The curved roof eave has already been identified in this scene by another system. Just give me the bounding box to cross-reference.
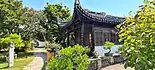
[61,0,125,29]
[75,2,125,24]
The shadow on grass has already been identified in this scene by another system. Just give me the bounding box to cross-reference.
[17,52,34,58]
[0,56,6,63]
[0,65,8,69]
[0,53,8,69]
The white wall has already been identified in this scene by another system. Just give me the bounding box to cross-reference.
[94,45,122,56]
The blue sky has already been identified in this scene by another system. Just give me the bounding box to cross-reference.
[22,0,143,17]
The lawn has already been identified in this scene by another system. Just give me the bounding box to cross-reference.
[0,51,35,70]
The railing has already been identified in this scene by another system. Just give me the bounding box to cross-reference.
[88,55,125,70]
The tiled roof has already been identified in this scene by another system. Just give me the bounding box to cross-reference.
[60,0,125,28]
[76,4,125,24]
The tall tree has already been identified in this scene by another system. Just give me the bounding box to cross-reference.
[0,0,46,49]
[20,7,45,41]
[0,0,24,37]
[44,3,71,21]
[43,3,71,42]
[118,0,155,69]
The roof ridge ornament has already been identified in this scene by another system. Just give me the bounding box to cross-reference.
[75,0,80,5]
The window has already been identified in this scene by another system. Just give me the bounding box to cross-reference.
[95,32,119,46]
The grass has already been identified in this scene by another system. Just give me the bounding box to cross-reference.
[0,56,34,70]
[0,51,35,70]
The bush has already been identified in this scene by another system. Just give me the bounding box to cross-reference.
[45,42,61,52]
[47,42,61,49]
[103,41,115,54]
[0,34,25,54]
[47,45,90,70]
[23,40,34,50]
[0,34,25,49]
[117,1,155,69]
[0,54,7,63]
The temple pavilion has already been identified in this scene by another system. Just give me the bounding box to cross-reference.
[59,0,125,53]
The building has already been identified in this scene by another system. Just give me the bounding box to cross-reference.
[60,0,125,54]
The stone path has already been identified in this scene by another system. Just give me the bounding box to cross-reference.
[102,64,134,70]
[23,48,135,70]
[23,48,47,70]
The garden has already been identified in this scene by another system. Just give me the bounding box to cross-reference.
[0,0,155,70]
[46,0,155,70]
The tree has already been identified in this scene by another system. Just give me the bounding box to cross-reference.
[48,45,90,70]
[0,0,46,50]
[43,3,71,43]
[103,41,115,54]
[20,8,46,41]
[118,0,155,69]
[0,0,24,37]
[44,3,71,21]
[0,34,24,50]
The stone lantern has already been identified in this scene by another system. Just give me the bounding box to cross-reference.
[8,42,15,67]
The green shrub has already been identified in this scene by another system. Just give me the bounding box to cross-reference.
[0,34,25,49]
[47,45,90,70]
[46,42,61,49]
[117,1,155,69]
[23,40,34,50]
[103,41,115,54]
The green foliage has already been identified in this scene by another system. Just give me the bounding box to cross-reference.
[117,0,155,70]
[23,40,34,49]
[48,45,90,70]
[0,0,24,37]
[20,8,45,41]
[43,3,71,42]
[103,41,115,50]
[103,41,115,53]
[0,0,45,43]
[0,1,72,50]
[0,1,71,45]
[0,34,24,49]
[44,3,71,21]
[46,42,61,49]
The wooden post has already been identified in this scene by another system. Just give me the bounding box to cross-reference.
[81,23,84,46]
[74,31,77,44]
[67,30,70,46]
[91,24,95,52]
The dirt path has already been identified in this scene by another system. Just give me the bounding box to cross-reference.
[102,64,134,70]
[23,48,47,70]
